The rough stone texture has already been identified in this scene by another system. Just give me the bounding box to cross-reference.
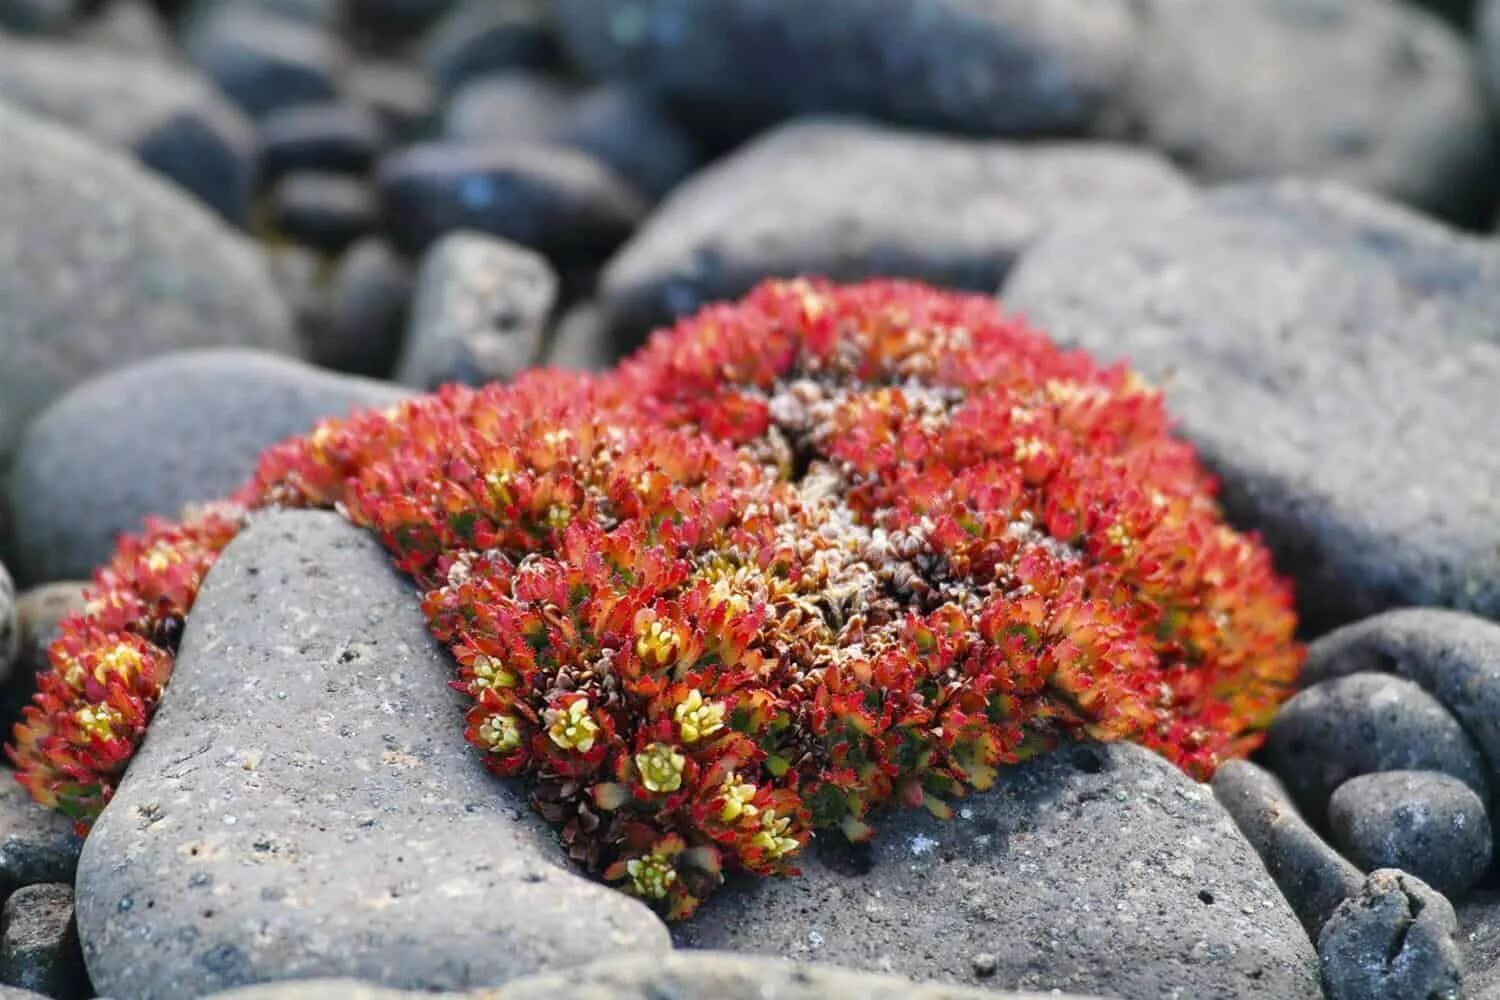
[1299,609,1500,791]
[1212,759,1365,939]
[6,350,403,585]
[0,883,86,999]
[205,954,1084,998]
[316,240,413,379]
[601,116,1193,342]
[1,583,87,735]
[1318,869,1463,1000]
[377,143,646,263]
[0,564,14,687]
[1261,672,1489,824]
[678,741,1321,998]
[396,232,557,390]
[552,0,1139,138]
[0,103,297,464]
[0,38,259,221]
[184,6,349,119]
[1458,890,1500,997]
[0,782,81,899]
[1123,0,1496,225]
[75,511,669,998]
[418,0,557,93]
[1004,181,1500,633]
[1328,771,1492,900]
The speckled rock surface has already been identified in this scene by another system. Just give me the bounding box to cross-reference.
[1319,869,1463,1000]
[0,37,259,220]
[601,117,1193,341]
[1212,760,1364,938]
[1261,672,1489,824]
[6,350,404,584]
[1328,771,1492,900]
[1299,609,1500,789]
[0,103,296,464]
[0,883,87,999]
[396,232,557,390]
[677,741,1321,998]
[1123,0,1495,224]
[74,511,670,999]
[206,953,1087,999]
[552,0,1138,138]
[1004,181,1500,633]
[0,782,81,898]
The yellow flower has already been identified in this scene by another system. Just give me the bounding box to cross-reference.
[718,772,758,823]
[477,713,522,754]
[673,689,725,744]
[75,704,124,742]
[635,742,685,793]
[93,644,143,685]
[144,547,175,573]
[635,619,684,669]
[751,808,799,860]
[625,851,677,900]
[547,699,599,752]
[470,654,517,691]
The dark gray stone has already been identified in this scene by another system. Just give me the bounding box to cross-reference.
[270,172,378,253]
[0,565,14,687]
[1299,610,1500,792]
[1483,0,1500,111]
[376,142,646,263]
[1262,673,1489,825]
[678,741,1321,998]
[75,510,670,999]
[0,38,259,221]
[0,782,82,898]
[0,883,86,999]
[202,954,1084,998]
[1004,181,1500,633]
[346,0,449,39]
[1212,759,1365,938]
[185,7,349,119]
[1328,771,1492,900]
[348,61,435,141]
[316,239,413,378]
[6,350,403,584]
[552,0,1138,138]
[1123,0,1496,225]
[1458,890,1500,996]
[1,583,87,735]
[601,116,1193,342]
[260,102,385,179]
[1318,869,1463,1000]
[396,232,556,390]
[418,0,557,93]
[0,103,297,465]
[445,78,699,202]
[0,0,73,34]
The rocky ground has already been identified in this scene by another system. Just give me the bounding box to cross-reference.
[1,0,1500,998]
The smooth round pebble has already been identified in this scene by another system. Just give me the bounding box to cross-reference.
[1329,771,1492,900]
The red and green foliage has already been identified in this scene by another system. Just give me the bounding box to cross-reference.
[8,280,1303,918]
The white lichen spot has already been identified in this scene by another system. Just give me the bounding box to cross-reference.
[909,833,939,857]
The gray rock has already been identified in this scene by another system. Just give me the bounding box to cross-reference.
[678,741,1321,998]
[377,142,646,263]
[397,232,556,390]
[0,38,259,222]
[418,0,557,93]
[6,350,403,584]
[77,0,176,60]
[442,74,575,144]
[1458,890,1500,996]
[1262,673,1489,824]
[1483,0,1500,110]
[0,781,82,898]
[0,103,297,464]
[348,61,435,141]
[316,240,413,378]
[1,583,88,734]
[260,102,386,180]
[75,510,670,999]
[0,883,86,999]
[545,302,616,372]
[601,116,1193,342]
[185,7,349,118]
[269,172,377,253]
[203,954,1086,998]
[1123,0,1496,225]
[1329,771,1492,900]
[1003,181,1500,633]
[1300,610,1500,792]
[1213,759,1365,938]
[0,564,14,687]
[552,0,1139,137]
[1318,869,1463,1000]
[0,0,73,34]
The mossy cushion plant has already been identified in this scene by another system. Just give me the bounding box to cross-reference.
[9,279,1303,918]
